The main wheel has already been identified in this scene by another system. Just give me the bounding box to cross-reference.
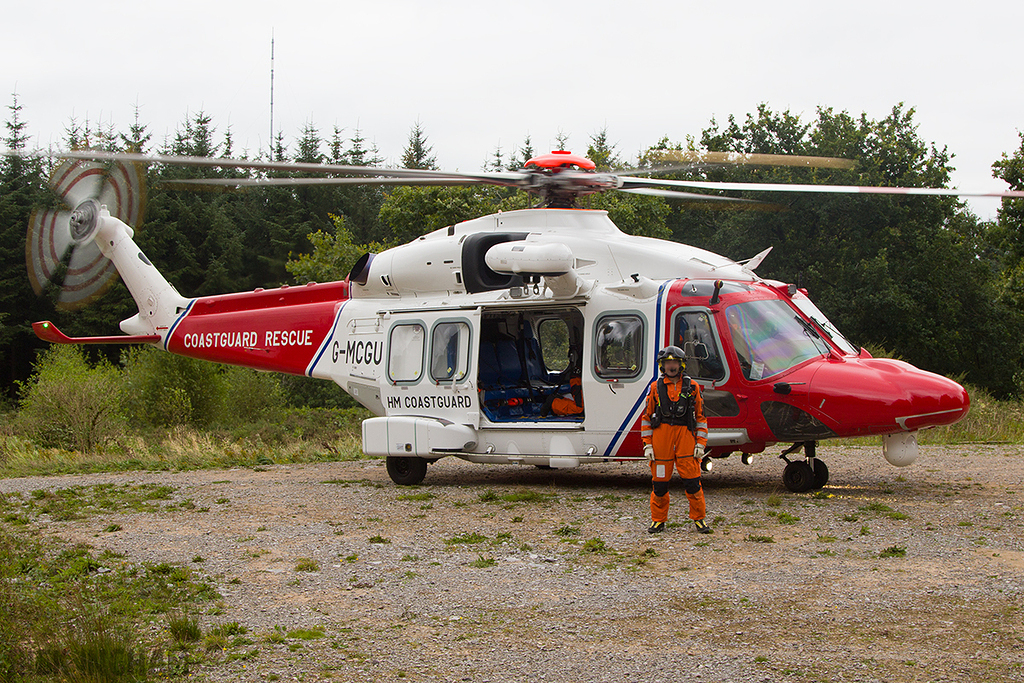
[386,456,428,485]
[810,459,829,489]
[782,460,815,493]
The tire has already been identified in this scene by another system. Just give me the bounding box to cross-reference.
[782,460,814,493]
[810,459,829,489]
[386,456,428,485]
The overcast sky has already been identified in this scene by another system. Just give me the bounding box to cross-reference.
[3,0,1021,219]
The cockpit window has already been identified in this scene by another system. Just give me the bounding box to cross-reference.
[673,310,726,381]
[726,300,831,381]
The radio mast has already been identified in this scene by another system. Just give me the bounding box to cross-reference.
[269,31,275,157]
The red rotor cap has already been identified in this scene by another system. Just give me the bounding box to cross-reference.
[524,151,596,171]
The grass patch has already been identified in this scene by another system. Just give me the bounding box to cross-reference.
[0,407,374,479]
[470,555,497,568]
[0,523,218,681]
[879,545,907,558]
[746,534,775,543]
[294,558,319,572]
[445,532,488,545]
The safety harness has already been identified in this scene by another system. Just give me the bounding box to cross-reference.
[650,376,697,432]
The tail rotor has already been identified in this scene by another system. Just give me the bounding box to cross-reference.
[26,157,145,310]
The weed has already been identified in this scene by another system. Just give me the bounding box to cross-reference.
[554,525,580,537]
[295,558,319,572]
[859,501,893,513]
[446,532,488,545]
[397,491,435,501]
[168,615,203,644]
[287,626,326,640]
[209,622,247,637]
[879,545,907,558]
[368,535,391,544]
[746,534,775,543]
[470,555,497,568]
[581,538,608,553]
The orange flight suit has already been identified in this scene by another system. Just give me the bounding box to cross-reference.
[550,376,583,416]
[641,374,709,523]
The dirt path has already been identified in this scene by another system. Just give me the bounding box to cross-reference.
[3,444,1023,682]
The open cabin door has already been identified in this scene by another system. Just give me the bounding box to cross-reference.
[476,307,586,424]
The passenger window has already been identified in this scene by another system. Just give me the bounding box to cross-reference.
[430,322,469,382]
[674,310,726,381]
[388,323,424,383]
[595,315,643,379]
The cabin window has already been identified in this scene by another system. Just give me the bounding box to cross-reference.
[595,315,644,379]
[725,300,830,381]
[388,323,425,383]
[430,321,470,382]
[673,310,726,381]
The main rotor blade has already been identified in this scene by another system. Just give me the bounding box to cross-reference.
[618,187,759,203]
[620,177,1024,199]
[58,150,526,185]
[641,150,857,170]
[161,176,486,189]
[619,187,785,211]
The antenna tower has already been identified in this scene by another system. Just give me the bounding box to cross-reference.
[269,31,275,157]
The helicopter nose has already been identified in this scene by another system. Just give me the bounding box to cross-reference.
[811,357,969,435]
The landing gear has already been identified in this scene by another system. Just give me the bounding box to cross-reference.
[779,441,828,493]
[386,456,428,485]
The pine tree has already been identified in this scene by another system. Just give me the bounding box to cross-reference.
[0,93,48,394]
[508,135,535,170]
[401,121,437,170]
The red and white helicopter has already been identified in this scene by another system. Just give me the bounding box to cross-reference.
[23,148,1024,490]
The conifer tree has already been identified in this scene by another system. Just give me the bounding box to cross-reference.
[401,121,437,170]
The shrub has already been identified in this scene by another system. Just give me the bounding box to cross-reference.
[15,345,124,452]
[121,346,225,427]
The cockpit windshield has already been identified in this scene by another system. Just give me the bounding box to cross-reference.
[726,299,831,381]
[790,293,859,356]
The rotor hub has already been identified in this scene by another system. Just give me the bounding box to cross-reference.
[69,199,101,244]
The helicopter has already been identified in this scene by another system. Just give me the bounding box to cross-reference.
[20,148,1024,491]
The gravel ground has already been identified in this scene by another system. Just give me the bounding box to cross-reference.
[2,443,1023,682]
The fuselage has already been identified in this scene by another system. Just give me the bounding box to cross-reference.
[152,208,968,466]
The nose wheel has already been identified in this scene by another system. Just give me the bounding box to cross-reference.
[779,442,828,492]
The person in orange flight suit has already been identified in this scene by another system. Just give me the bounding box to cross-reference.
[641,345,712,534]
[546,375,583,416]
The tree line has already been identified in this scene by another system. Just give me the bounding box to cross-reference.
[2,96,1023,401]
